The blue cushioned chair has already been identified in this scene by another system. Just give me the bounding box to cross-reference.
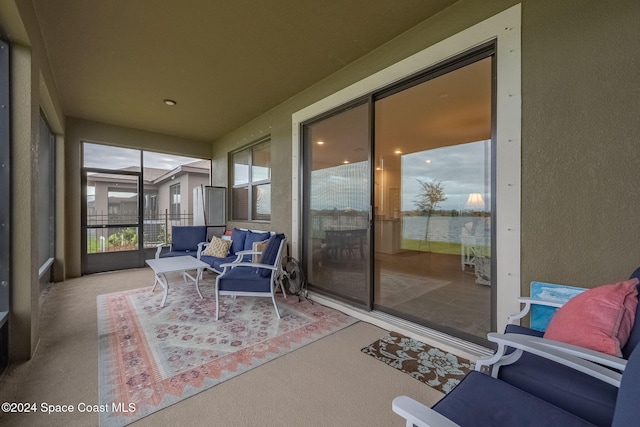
[155,225,207,259]
[393,343,640,427]
[473,267,640,427]
[198,228,274,274]
[214,233,286,320]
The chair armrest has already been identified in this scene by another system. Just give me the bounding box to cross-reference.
[219,262,277,270]
[392,396,460,427]
[196,241,206,259]
[155,243,169,259]
[236,250,261,256]
[476,332,624,387]
[507,297,564,323]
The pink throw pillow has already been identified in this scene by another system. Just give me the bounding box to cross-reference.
[543,278,639,356]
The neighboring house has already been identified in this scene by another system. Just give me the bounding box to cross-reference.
[87,160,211,244]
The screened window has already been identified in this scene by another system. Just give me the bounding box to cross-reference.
[170,183,181,218]
[231,139,271,221]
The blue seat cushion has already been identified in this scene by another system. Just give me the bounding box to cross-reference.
[229,228,248,256]
[200,255,237,272]
[504,323,544,337]
[258,233,285,277]
[218,267,271,293]
[171,226,207,252]
[497,352,617,427]
[612,346,640,427]
[433,371,595,427]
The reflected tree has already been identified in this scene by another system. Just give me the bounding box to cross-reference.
[414,179,447,250]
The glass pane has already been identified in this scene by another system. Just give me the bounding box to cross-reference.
[252,141,271,182]
[233,149,250,186]
[87,174,138,225]
[303,103,370,306]
[252,183,271,220]
[83,143,141,171]
[142,151,211,246]
[374,57,492,342]
[87,227,138,253]
[232,187,249,221]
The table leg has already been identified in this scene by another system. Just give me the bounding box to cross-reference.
[194,268,204,299]
[156,272,169,308]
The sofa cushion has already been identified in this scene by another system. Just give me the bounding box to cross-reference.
[171,226,207,252]
[496,350,617,427]
[434,371,595,427]
[217,267,271,293]
[244,230,271,251]
[229,228,248,256]
[200,254,237,273]
[202,236,232,258]
[259,233,285,277]
[544,278,639,356]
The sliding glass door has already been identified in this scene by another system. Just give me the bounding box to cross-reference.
[300,45,495,343]
[301,101,371,308]
[373,56,494,342]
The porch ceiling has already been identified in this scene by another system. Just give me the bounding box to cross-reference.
[30,0,459,142]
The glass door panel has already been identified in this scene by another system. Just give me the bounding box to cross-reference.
[373,57,494,343]
[302,102,371,308]
[83,171,142,273]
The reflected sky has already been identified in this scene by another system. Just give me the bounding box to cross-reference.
[401,140,491,211]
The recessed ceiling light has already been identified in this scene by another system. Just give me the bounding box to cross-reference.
[425,159,431,163]
[343,160,349,164]
[163,99,177,106]
[394,149,402,155]
[317,140,325,145]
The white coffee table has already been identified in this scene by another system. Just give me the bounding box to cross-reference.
[145,256,210,307]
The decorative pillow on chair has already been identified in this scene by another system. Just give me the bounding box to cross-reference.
[252,239,269,263]
[202,236,232,258]
[543,278,639,356]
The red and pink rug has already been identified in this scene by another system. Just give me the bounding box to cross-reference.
[97,283,357,426]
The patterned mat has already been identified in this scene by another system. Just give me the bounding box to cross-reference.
[97,283,357,426]
[361,331,474,394]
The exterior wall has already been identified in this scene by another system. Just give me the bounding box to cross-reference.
[1,0,65,361]
[212,0,640,303]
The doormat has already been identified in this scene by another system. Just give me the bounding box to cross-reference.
[361,331,474,394]
[97,284,357,426]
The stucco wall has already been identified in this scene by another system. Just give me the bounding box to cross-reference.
[212,0,640,295]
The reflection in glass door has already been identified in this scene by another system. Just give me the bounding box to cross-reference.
[302,102,371,308]
[373,56,494,343]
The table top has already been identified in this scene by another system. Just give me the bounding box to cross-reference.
[145,256,210,274]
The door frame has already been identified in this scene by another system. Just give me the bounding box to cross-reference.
[81,166,145,275]
[292,5,521,334]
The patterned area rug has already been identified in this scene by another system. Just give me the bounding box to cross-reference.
[97,284,357,426]
[361,331,474,394]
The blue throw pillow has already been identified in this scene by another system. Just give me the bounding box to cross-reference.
[259,233,285,277]
[229,228,247,255]
[244,230,271,251]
